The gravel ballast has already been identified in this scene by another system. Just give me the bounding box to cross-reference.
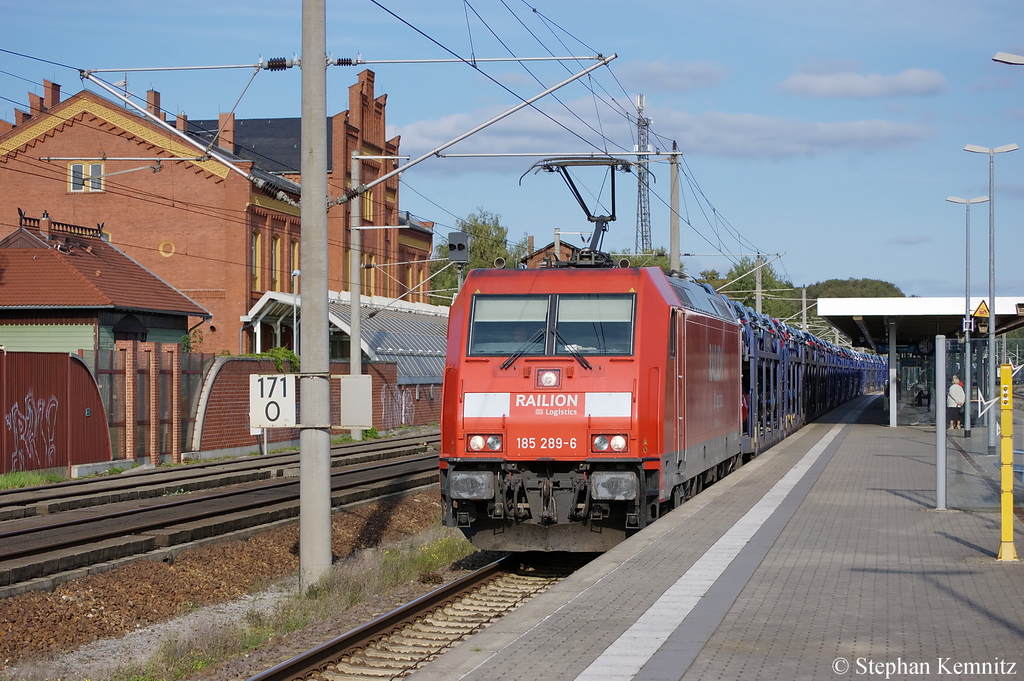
[0,490,494,681]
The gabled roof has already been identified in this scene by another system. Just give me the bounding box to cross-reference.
[0,226,210,318]
[0,90,231,181]
[0,228,48,249]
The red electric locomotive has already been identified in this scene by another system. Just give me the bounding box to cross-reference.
[439,264,742,552]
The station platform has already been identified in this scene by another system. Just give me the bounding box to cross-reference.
[412,394,1024,681]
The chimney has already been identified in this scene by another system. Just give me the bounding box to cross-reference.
[28,93,44,117]
[43,80,61,109]
[218,112,235,151]
[175,112,188,132]
[528,236,535,254]
[0,120,13,135]
[40,210,52,239]
[146,89,164,121]
[14,109,30,126]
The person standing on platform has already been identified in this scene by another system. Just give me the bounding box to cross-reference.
[947,375,965,430]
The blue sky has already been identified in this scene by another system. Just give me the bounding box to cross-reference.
[3,0,1024,298]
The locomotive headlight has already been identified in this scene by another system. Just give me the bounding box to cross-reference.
[467,434,502,452]
[591,435,627,452]
[591,471,637,500]
[537,369,561,388]
[449,471,494,500]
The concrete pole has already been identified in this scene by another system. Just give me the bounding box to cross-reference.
[801,288,807,331]
[298,0,333,590]
[669,145,680,274]
[349,152,363,441]
[755,254,763,314]
[888,319,897,428]
[936,335,946,509]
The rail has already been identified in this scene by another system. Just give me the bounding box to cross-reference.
[247,557,510,681]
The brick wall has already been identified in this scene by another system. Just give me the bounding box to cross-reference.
[193,358,440,454]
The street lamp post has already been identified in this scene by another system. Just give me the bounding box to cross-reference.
[291,269,301,353]
[947,196,988,438]
[963,143,1018,451]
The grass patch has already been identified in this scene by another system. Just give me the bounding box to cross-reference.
[85,529,476,681]
[0,469,65,489]
[331,426,380,445]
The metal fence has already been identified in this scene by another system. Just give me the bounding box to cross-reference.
[1,351,111,474]
[93,345,215,462]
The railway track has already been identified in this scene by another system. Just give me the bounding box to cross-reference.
[249,553,591,681]
[0,433,440,597]
[0,432,438,521]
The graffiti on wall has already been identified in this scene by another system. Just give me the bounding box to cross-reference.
[4,389,59,471]
[378,384,414,431]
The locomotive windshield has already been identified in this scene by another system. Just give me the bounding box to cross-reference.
[469,295,548,356]
[555,294,634,355]
[468,293,635,357]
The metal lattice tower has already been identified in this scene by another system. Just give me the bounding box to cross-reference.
[635,94,652,253]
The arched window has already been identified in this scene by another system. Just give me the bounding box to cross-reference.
[251,230,262,290]
[271,235,281,291]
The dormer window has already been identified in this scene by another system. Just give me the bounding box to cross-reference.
[70,162,103,192]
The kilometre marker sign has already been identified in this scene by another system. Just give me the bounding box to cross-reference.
[249,374,296,428]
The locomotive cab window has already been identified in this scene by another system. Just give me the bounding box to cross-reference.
[555,294,634,356]
[469,295,548,355]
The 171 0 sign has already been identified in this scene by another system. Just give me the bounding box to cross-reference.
[249,374,296,428]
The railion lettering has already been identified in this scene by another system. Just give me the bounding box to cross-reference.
[515,393,579,408]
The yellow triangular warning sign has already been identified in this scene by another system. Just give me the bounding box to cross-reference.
[973,300,990,318]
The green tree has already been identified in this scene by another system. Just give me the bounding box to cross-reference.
[696,268,726,290]
[429,210,528,306]
[717,257,799,320]
[804,278,904,299]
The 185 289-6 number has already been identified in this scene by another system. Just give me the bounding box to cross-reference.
[516,437,577,450]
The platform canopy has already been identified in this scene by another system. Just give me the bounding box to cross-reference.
[244,290,449,385]
[817,296,1024,353]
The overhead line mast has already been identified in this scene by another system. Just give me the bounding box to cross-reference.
[634,94,652,253]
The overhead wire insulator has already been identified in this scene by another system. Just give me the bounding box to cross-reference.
[262,57,293,71]
[332,58,355,66]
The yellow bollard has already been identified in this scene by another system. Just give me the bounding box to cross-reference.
[997,364,1018,561]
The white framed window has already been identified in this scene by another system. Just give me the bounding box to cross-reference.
[69,162,103,192]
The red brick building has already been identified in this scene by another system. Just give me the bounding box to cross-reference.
[0,71,432,355]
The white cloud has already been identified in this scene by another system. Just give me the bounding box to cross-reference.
[779,68,946,98]
[656,110,933,158]
[613,60,728,93]
[396,102,934,172]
